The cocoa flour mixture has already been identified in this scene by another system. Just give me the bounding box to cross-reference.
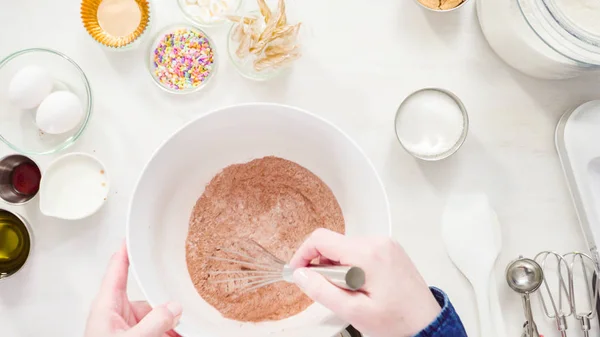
[186,156,345,322]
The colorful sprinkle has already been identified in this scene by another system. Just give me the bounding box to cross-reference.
[152,28,215,90]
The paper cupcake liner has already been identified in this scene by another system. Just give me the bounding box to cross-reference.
[81,0,151,49]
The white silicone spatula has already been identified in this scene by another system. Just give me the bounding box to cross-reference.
[441,194,506,337]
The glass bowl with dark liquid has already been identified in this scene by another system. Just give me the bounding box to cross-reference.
[0,209,32,280]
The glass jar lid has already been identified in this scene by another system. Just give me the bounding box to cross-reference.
[518,0,600,66]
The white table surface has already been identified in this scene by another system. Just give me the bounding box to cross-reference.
[1,0,600,336]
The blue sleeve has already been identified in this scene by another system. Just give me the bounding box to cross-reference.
[413,287,468,337]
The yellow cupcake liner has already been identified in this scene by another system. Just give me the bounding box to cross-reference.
[81,0,151,49]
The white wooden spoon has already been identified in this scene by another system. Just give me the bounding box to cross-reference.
[441,194,507,337]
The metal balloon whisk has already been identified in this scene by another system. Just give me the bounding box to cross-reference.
[534,251,599,337]
[563,252,598,337]
[535,251,572,337]
[208,240,365,293]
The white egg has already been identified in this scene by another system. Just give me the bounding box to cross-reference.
[36,91,84,134]
[8,65,54,109]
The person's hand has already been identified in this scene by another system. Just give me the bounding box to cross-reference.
[84,243,182,337]
[289,229,441,337]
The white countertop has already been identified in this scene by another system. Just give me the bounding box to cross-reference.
[1,0,600,336]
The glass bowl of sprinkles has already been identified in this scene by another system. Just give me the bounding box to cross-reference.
[178,0,242,27]
[147,25,217,94]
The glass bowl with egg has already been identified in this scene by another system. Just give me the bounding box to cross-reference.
[0,48,92,155]
[178,0,242,27]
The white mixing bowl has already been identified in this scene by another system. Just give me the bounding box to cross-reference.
[127,103,391,337]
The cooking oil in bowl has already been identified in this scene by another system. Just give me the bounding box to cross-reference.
[0,210,31,279]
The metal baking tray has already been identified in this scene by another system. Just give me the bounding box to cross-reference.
[555,101,600,269]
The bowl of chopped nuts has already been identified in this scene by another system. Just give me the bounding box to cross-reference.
[414,0,469,12]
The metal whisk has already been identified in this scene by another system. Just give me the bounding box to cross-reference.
[208,240,366,293]
[535,251,572,337]
[563,252,599,337]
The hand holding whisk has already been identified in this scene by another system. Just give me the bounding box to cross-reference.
[208,239,366,293]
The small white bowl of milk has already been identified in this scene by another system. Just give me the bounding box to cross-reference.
[394,88,468,161]
[39,153,109,220]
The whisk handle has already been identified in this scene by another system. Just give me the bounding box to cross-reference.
[307,265,365,291]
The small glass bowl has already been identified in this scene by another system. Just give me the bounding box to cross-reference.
[147,24,218,94]
[0,154,41,205]
[0,209,33,281]
[394,88,469,161]
[227,12,294,82]
[413,0,470,12]
[0,48,93,155]
[178,0,242,28]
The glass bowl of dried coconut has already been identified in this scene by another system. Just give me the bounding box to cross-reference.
[226,1,302,81]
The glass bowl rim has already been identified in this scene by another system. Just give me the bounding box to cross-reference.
[176,0,243,28]
[146,24,219,94]
[0,48,93,156]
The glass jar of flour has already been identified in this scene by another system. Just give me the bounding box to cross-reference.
[477,0,600,79]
